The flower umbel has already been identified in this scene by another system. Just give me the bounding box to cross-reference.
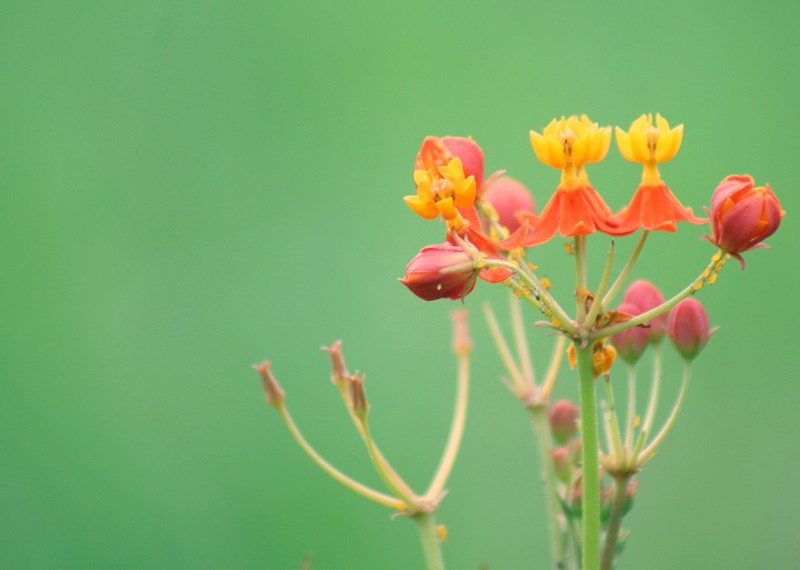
[702,174,784,267]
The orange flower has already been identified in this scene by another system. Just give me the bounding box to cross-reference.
[415,136,485,194]
[522,115,618,245]
[613,114,705,234]
[404,157,477,232]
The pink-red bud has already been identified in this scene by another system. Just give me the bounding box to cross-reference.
[549,399,579,444]
[253,361,285,407]
[622,280,667,343]
[483,176,536,233]
[668,297,712,361]
[400,243,478,301]
[610,302,651,364]
[703,174,784,267]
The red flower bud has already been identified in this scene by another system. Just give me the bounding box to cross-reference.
[549,399,579,444]
[484,176,536,233]
[703,174,784,267]
[622,280,667,343]
[610,302,651,364]
[399,243,478,301]
[415,136,485,193]
[667,297,712,361]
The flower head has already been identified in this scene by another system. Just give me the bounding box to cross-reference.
[399,243,479,301]
[668,298,714,361]
[702,174,784,267]
[530,115,611,184]
[616,114,683,182]
[404,157,477,232]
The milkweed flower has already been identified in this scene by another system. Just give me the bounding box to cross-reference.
[404,157,477,232]
[614,114,706,234]
[702,174,784,267]
[668,298,714,361]
[522,115,618,246]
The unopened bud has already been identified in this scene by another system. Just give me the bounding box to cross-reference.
[451,309,473,355]
[253,361,285,407]
[483,176,536,233]
[551,446,572,483]
[610,302,651,364]
[622,280,667,343]
[549,400,579,444]
[668,297,713,361]
[321,340,349,384]
[399,243,479,301]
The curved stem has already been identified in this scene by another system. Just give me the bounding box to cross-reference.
[575,236,588,322]
[483,303,527,391]
[636,361,692,467]
[575,342,602,570]
[602,378,624,463]
[362,420,420,509]
[276,405,403,510]
[600,475,631,570]
[510,292,536,386]
[540,335,567,401]
[640,343,663,438]
[583,240,616,330]
[425,349,470,501]
[624,364,637,452]
[415,512,446,570]
[601,230,649,308]
[531,406,568,568]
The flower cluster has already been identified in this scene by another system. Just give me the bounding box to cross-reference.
[401,115,784,301]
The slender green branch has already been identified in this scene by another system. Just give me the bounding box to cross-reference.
[601,230,649,308]
[583,240,616,330]
[540,335,567,400]
[425,350,470,501]
[531,406,568,569]
[414,512,446,570]
[602,378,625,463]
[636,361,692,467]
[276,405,403,510]
[361,419,420,509]
[483,303,527,391]
[600,475,631,570]
[575,342,602,570]
[640,343,663,438]
[624,364,637,452]
[575,236,588,322]
[510,293,536,386]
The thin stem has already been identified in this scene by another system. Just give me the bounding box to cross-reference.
[415,512,446,570]
[591,251,727,341]
[510,293,536,386]
[575,341,602,570]
[361,419,420,509]
[624,364,637,452]
[531,406,568,569]
[276,405,403,510]
[640,343,663,438]
[601,230,649,308]
[600,475,631,570]
[574,236,588,321]
[602,378,625,463]
[636,361,692,467]
[540,335,567,400]
[483,303,527,391]
[425,350,470,501]
[583,240,616,330]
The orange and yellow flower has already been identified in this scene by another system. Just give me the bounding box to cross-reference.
[613,114,706,234]
[522,115,618,246]
[404,157,477,232]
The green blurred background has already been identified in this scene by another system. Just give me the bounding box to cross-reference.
[1,0,797,568]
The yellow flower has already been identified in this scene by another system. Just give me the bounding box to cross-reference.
[404,157,477,230]
[615,113,683,164]
[530,115,612,171]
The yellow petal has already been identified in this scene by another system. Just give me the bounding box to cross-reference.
[404,195,439,219]
[630,114,650,133]
[628,128,650,162]
[615,127,636,161]
[655,124,683,162]
[456,176,476,207]
[547,138,566,168]
[436,197,458,220]
[590,127,612,162]
[571,134,591,166]
[655,113,670,133]
[530,130,550,164]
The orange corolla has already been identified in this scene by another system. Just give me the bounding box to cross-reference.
[613,114,706,234]
[522,115,619,246]
[404,157,477,232]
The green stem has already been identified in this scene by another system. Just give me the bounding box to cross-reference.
[575,342,602,570]
[414,512,446,570]
[575,236,588,322]
[600,475,631,570]
[583,240,616,331]
[601,230,649,308]
[531,406,568,569]
[624,364,637,453]
[640,343,663,439]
